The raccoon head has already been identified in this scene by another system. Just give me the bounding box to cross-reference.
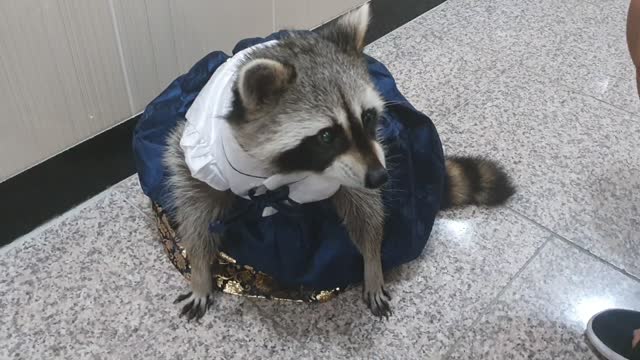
[228,4,387,189]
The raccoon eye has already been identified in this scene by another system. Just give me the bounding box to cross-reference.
[362,109,378,128]
[318,129,335,144]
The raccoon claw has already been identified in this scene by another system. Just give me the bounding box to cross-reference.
[173,291,193,304]
[364,287,392,319]
[175,291,212,321]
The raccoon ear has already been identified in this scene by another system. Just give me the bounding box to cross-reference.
[320,3,370,54]
[237,59,296,110]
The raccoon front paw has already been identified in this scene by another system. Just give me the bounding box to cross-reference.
[364,287,392,319]
[174,291,213,321]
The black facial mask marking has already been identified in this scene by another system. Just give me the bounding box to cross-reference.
[275,124,349,173]
[274,91,381,174]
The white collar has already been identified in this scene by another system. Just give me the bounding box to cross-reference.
[180,41,340,215]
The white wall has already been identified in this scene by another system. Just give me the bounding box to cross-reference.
[0,0,364,181]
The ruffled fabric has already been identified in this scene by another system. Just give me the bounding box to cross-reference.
[180,122,229,190]
[179,41,277,192]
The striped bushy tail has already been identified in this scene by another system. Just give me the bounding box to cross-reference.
[442,156,515,209]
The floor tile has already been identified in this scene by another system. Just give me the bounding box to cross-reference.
[447,239,640,360]
[415,0,626,56]
[365,14,516,121]
[122,296,319,360]
[517,1,638,115]
[113,175,153,219]
[251,207,550,358]
[0,191,314,359]
[0,191,177,359]
[414,0,638,114]
[440,69,640,278]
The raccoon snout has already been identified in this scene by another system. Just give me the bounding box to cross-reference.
[365,167,388,189]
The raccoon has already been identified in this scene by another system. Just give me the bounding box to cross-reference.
[163,3,514,320]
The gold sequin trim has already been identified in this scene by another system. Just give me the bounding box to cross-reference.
[152,202,343,302]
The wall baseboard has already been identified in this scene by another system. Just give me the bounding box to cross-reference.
[0,118,139,246]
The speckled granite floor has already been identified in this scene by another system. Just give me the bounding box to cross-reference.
[2,0,640,358]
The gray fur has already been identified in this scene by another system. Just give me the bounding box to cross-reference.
[164,121,235,320]
[229,28,384,165]
[163,3,514,320]
[331,187,390,317]
[166,4,393,318]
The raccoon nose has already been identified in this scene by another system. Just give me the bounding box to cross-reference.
[365,167,388,189]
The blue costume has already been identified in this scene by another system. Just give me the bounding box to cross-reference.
[133,31,446,291]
